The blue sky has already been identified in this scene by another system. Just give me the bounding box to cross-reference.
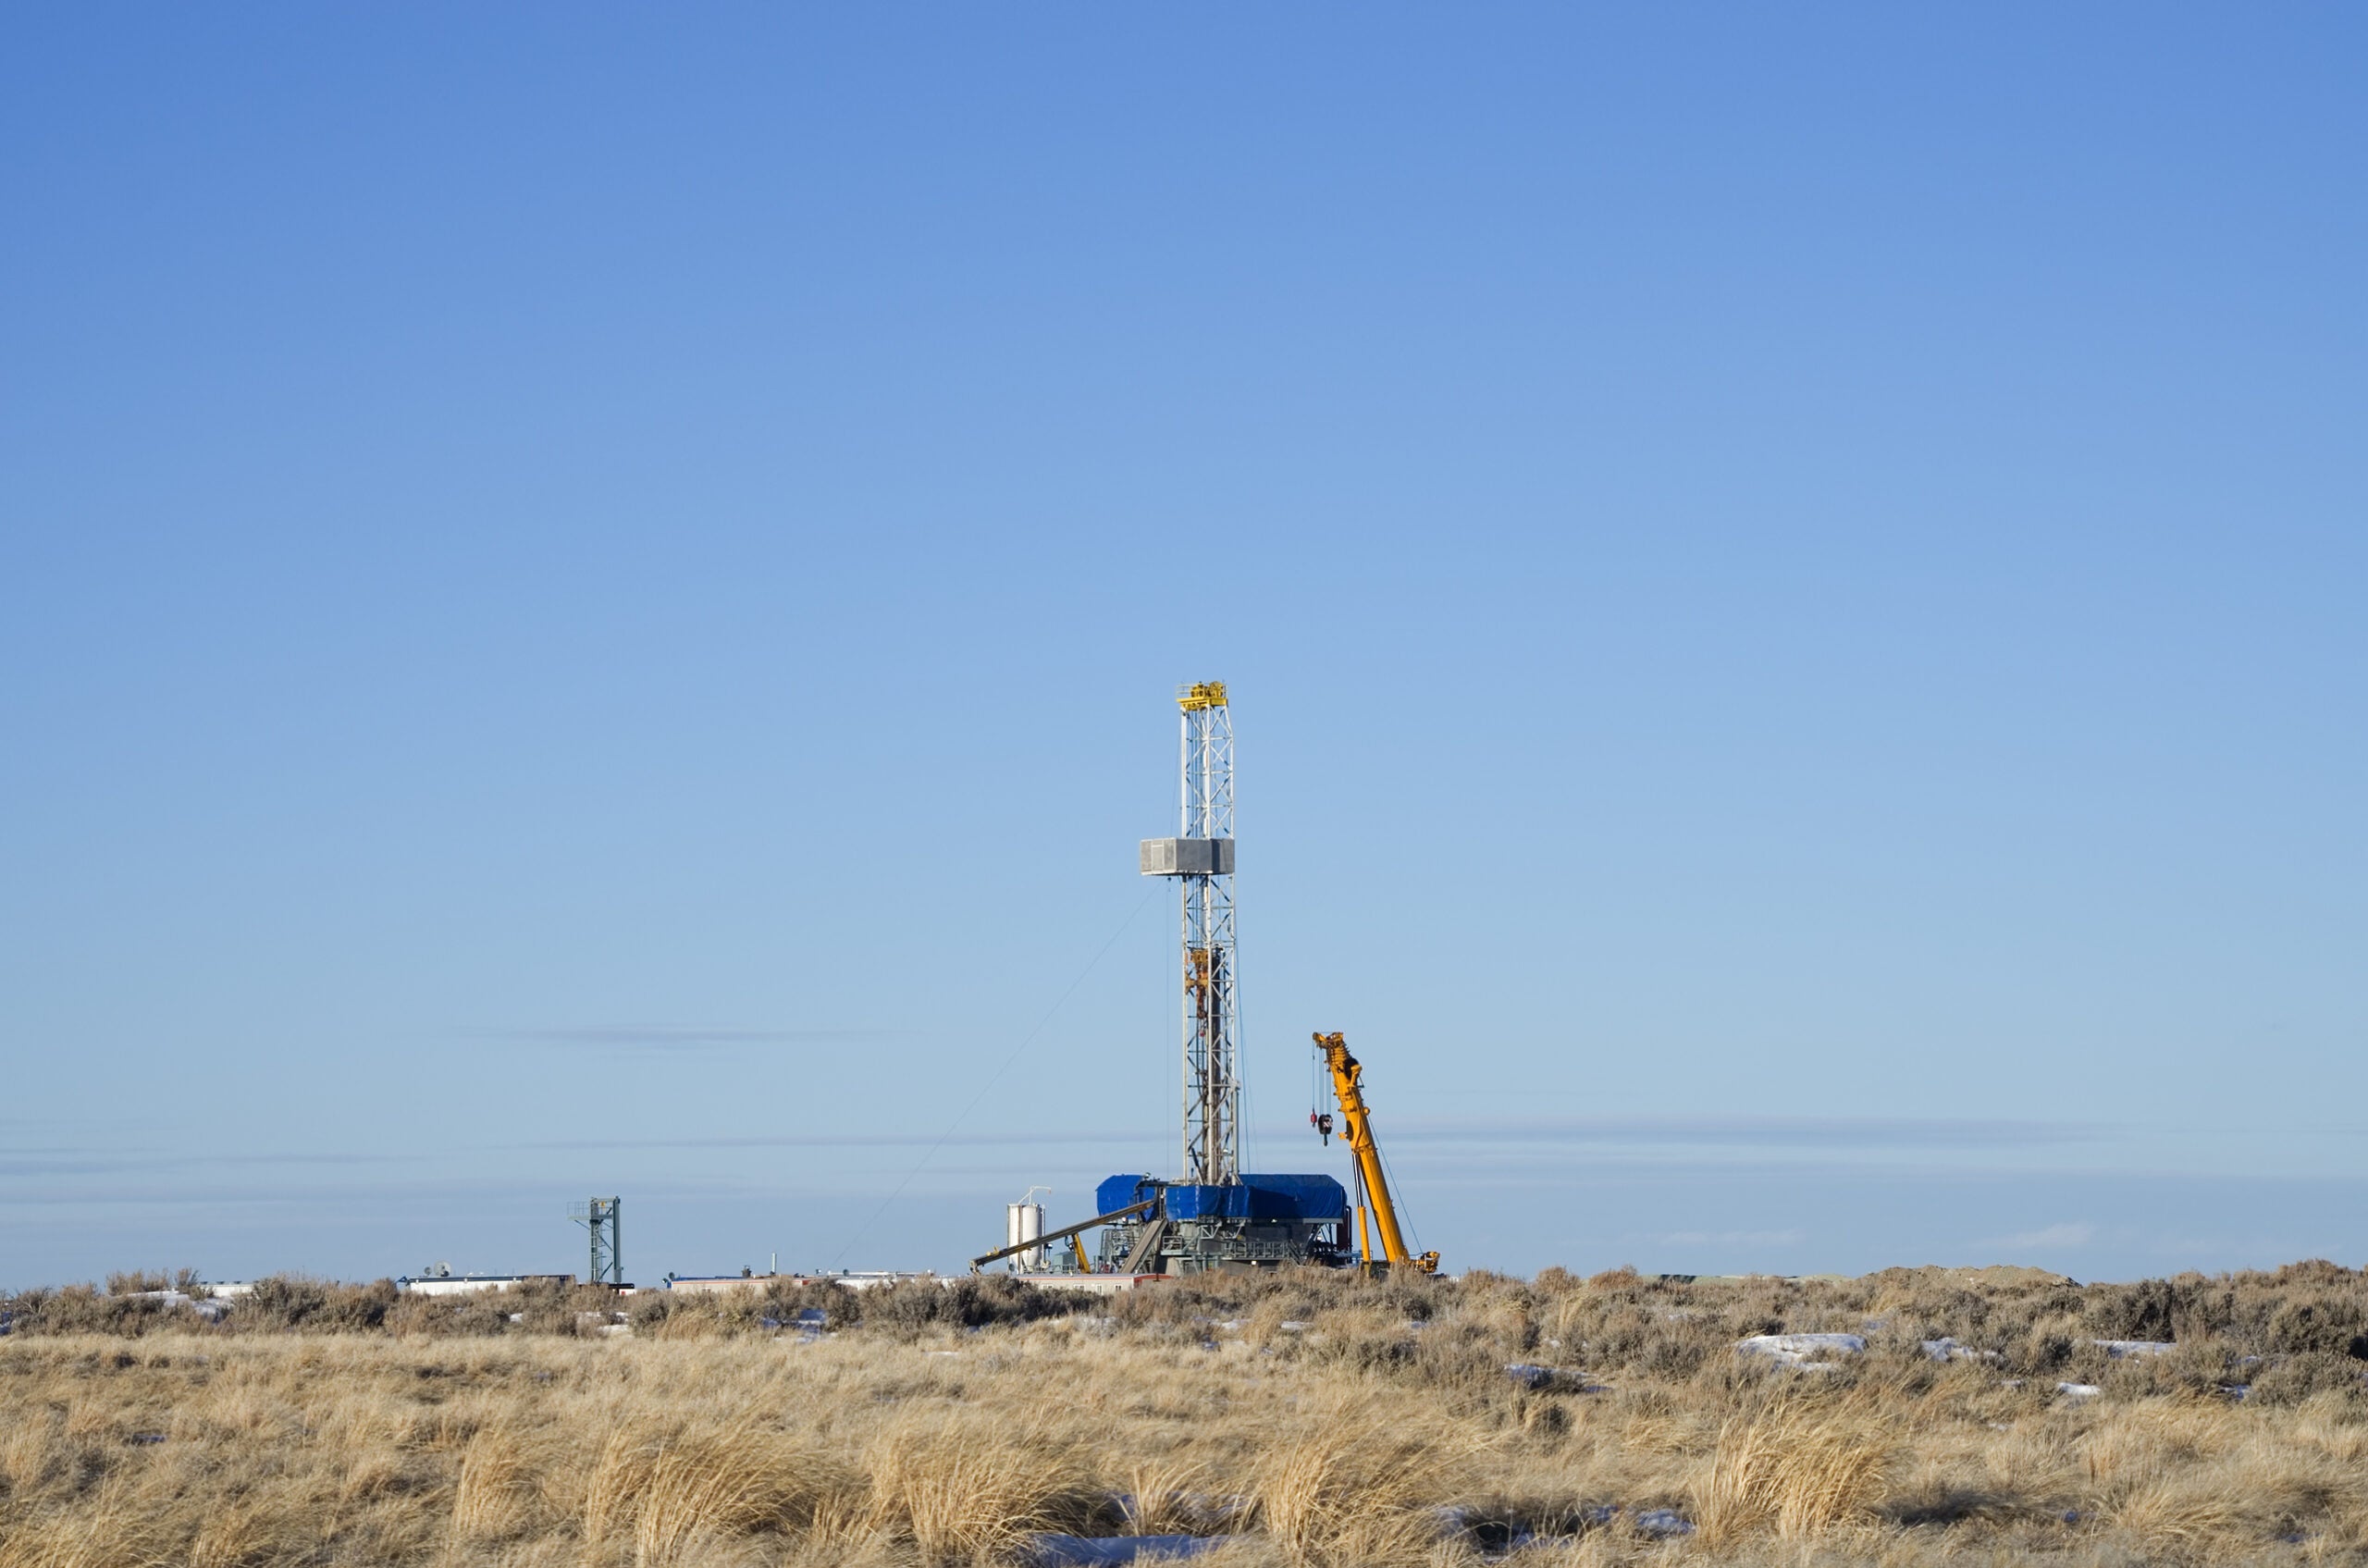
[3,6,2362,1289]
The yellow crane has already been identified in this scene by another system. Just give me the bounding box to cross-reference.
[1312,1031,1440,1276]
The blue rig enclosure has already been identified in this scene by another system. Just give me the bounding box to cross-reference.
[1093,1173,1350,1273]
[1097,1173,1347,1222]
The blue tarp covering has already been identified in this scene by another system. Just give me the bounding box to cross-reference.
[1246,1174,1348,1222]
[1097,1174,1159,1216]
[1095,1173,1347,1223]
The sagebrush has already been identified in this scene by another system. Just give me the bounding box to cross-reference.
[4,1261,2366,1565]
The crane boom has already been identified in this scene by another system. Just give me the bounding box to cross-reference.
[1313,1031,1440,1275]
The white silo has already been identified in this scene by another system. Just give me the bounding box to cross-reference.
[1005,1187,1047,1271]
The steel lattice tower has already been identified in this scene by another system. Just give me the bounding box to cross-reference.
[1114,683,1345,1275]
[570,1197,622,1286]
[1164,683,1240,1184]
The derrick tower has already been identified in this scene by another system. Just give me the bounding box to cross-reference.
[1141,682,1240,1184]
[1091,681,1348,1276]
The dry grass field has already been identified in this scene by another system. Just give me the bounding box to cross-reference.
[5,1262,2367,1566]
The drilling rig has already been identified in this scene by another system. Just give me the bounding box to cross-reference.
[1092,683,1350,1275]
[970,683,1437,1281]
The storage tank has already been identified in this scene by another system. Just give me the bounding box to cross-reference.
[1005,1195,1045,1271]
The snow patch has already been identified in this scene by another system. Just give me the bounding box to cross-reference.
[1921,1338,2000,1363]
[1024,1536,1220,1566]
[1737,1333,1864,1368]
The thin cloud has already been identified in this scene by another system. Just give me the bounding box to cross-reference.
[202,1153,426,1167]
[521,1130,1150,1152]
[0,1150,430,1182]
[1662,1228,1807,1247]
[0,1154,165,1179]
[1362,1115,2102,1149]
[1980,1222,2097,1250]
[469,1025,906,1049]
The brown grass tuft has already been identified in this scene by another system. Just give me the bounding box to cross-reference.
[1696,1395,1895,1543]
[1254,1416,1472,1568]
[857,1414,1088,1564]
[451,1426,551,1542]
[635,1425,847,1565]
[0,1479,175,1568]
